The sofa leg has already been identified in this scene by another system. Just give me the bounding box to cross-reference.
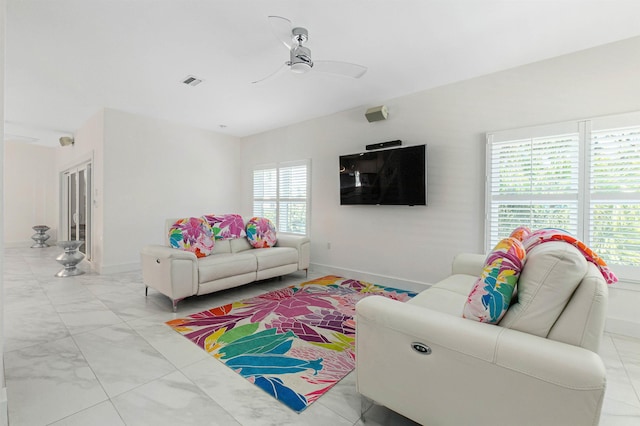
[145,286,149,297]
[172,299,179,312]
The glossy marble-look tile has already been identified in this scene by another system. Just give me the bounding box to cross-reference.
[2,278,51,310]
[601,398,640,426]
[3,302,70,352]
[56,298,124,335]
[49,401,126,426]
[5,336,108,426]
[94,291,169,321]
[356,402,421,426]
[314,371,362,423]
[126,315,210,368]
[601,334,640,408]
[40,276,100,305]
[72,323,177,397]
[112,371,241,426]
[611,334,640,384]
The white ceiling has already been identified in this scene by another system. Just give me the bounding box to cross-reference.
[6,0,640,147]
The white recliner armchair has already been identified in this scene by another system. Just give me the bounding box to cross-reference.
[356,242,608,425]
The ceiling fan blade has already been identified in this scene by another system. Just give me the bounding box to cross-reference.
[313,60,368,79]
[251,62,289,84]
[268,15,293,49]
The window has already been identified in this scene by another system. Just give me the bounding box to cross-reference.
[253,160,310,235]
[486,112,640,281]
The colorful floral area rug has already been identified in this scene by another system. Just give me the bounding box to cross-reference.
[166,275,417,412]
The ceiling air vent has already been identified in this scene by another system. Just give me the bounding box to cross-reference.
[181,75,203,87]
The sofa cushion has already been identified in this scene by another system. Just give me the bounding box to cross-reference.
[499,241,587,337]
[408,274,477,316]
[246,217,277,248]
[168,217,214,258]
[252,247,298,271]
[463,237,526,324]
[523,228,618,284]
[197,252,257,283]
[202,214,246,240]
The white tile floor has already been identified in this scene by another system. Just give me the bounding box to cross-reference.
[2,246,640,425]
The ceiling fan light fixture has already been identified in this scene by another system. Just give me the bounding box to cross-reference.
[291,62,312,74]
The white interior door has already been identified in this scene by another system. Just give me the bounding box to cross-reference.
[63,162,92,260]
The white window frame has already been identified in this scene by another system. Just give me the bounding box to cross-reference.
[252,159,311,236]
[486,111,640,285]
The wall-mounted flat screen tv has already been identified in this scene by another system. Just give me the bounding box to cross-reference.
[339,144,426,206]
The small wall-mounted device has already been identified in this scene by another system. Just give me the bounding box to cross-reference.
[365,105,388,122]
[366,140,402,151]
[59,136,74,146]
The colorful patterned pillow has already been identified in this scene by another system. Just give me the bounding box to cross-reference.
[509,225,531,242]
[462,237,526,324]
[245,217,277,248]
[168,217,214,258]
[202,214,246,240]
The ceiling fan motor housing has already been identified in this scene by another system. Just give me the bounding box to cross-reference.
[290,45,313,73]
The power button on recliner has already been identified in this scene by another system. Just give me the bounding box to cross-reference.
[411,342,432,354]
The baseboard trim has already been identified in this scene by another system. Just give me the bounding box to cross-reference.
[98,262,141,275]
[4,239,58,249]
[605,318,640,339]
[310,263,430,293]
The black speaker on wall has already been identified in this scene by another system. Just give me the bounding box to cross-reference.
[366,140,402,151]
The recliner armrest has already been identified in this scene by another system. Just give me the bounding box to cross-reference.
[275,233,310,270]
[451,252,486,276]
[140,245,199,305]
[141,244,198,261]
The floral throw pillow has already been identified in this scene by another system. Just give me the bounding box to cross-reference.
[509,225,531,242]
[202,214,246,240]
[246,217,277,248]
[169,217,214,258]
[463,237,526,324]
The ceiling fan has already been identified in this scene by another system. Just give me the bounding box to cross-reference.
[252,16,368,84]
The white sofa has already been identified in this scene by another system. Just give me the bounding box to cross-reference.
[141,219,310,311]
[356,242,608,425]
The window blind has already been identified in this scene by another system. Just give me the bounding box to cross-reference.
[589,125,640,265]
[252,160,310,235]
[486,112,640,278]
[487,133,580,245]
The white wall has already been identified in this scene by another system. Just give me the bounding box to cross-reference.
[0,0,8,422]
[100,109,243,273]
[3,141,57,246]
[241,37,640,330]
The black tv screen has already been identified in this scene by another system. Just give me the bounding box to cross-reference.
[339,144,427,206]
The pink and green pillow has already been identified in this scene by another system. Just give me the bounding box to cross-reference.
[463,237,526,324]
[246,217,277,248]
[202,214,246,240]
[169,217,214,258]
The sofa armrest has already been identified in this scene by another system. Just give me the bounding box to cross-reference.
[140,245,198,304]
[451,252,485,276]
[276,233,310,270]
[355,296,606,426]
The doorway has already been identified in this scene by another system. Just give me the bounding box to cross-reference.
[62,161,92,260]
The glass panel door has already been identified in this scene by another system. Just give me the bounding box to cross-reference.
[63,162,92,260]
